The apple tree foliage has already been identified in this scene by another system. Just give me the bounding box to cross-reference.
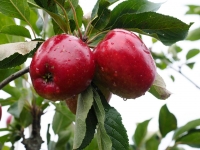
[0,0,199,150]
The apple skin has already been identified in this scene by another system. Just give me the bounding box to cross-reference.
[30,34,95,101]
[93,29,156,99]
[66,87,112,114]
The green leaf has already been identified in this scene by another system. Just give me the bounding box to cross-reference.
[186,62,195,69]
[75,5,83,27]
[168,44,182,60]
[7,91,27,118]
[93,84,129,150]
[108,0,162,28]
[33,0,57,12]
[0,0,30,21]
[73,86,94,149]
[145,134,160,150]
[0,134,10,144]
[91,0,118,20]
[133,119,151,147]
[106,12,191,46]
[186,49,200,60]
[0,25,31,38]
[176,132,200,148]
[149,73,171,100]
[55,130,72,149]
[159,104,177,137]
[186,5,200,15]
[0,41,41,69]
[93,88,112,150]
[91,0,114,30]
[173,119,200,140]
[186,27,200,41]
[52,102,75,134]
[15,107,32,127]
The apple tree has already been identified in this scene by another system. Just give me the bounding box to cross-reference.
[0,0,197,150]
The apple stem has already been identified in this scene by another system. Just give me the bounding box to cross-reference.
[54,0,72,34]
[0,66,29,90]
[87,30,109,44]
[68,0,83,40]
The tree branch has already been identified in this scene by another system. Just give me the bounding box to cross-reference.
[169,66,200,90]
[0,66,29,90]
[22,105,43,150]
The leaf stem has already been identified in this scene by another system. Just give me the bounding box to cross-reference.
[169,66,200,89]
[68,0,82,40]
[54,0,72,34]
[87,30,109,44]
[0,66,29,90]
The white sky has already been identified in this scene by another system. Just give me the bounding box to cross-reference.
[1,0,200,150]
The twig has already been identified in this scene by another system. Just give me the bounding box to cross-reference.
[169,66,200,89]
[0,66,29,90]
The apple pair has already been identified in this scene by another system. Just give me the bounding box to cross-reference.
[30,29,156,109]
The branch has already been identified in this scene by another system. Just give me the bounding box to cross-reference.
[169,66,200,90]
[0,66,29,90]
[22,105,43,150]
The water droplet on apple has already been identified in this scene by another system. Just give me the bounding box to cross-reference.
[111,42,114,45]
[36,68,39,74]
[101,67,104,72]
[123,98,127,101]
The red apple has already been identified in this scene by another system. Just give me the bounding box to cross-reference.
[0,105,2,121]
[6,115,12,126]
[66,86,112,114]
[94,29,156,99]
[30,34,95,101]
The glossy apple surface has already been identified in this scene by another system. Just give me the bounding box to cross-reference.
[94,29,156,99]
[66,87,112,114]
[30,34,95,101]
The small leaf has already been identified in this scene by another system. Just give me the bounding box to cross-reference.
[168,44,182,60]
[149,72,171,100]
[0,25,31,38]
[73,86,94,149]
[176,132,200,148]
[91,0,118,20]
[0,41,41,69]
[170,75,175,82]
[0,0,30,21]
[15,107,32,127]
[186,5,200,15]
[173,119,200,140]
[159,104,177,137]
[106,12,191,46]
[186,49,200,60]
[145,134,160,150]
[133,119,151,147]
[186,27,200,41]
[52,102,75,134]
[186,62,195,69]
[7,97,25,118]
